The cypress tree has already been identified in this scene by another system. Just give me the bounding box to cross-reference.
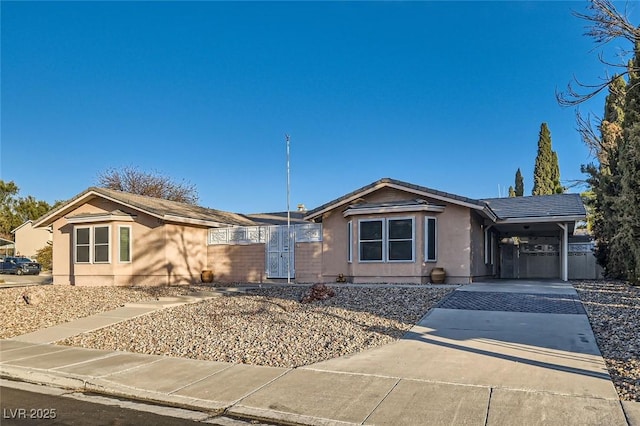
[532,123,557,195]
[610,44,640,283]
[551,151,563,194]
[515,168,524,196]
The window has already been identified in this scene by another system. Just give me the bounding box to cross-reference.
[119,226,132,263]
[358,217,415,262]
[425,217,437,262]
[94,226,110,263]
[74,225,111,264]
[347,221,352,263]
[388,218,414,261]
[75,227,90,263]
[359,220,384,261]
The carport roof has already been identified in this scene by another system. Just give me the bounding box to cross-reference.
[482,193,586,220]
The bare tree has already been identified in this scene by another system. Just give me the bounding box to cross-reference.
[97,166,199,204]
[557,0,639,106]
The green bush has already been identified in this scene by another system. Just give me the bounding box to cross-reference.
[35,244,52,271]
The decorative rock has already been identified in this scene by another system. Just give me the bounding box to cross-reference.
[300,283,336,304]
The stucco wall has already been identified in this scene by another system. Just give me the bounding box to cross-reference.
[51,197,207,286]
[295,241,322,283]
[319,187,475,284]
[14,222,51,259]
[320,209,350,282]
[470,211,495,280]
[207,244,265,283]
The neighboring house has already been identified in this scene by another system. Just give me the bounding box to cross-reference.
[32,187,256,286]
[11,220,52,259]
[33,178,588,287]
[0,237,15,257]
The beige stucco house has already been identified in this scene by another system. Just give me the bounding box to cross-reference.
[33,187,255,286]
[11,220,52,259]
[303,178,587,283]
[34,178,588,287]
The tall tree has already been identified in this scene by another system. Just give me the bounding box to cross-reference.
[0,180,56,239]
[581,75,626,273]
[515,168,524,196]
[557,0,639,106]
[97,166,199,205]
[532,123,563,195]
[609,43,640,283]
[551,151,563,194]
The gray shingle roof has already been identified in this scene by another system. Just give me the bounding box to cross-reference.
[303,178,586,223]
[244,212,308,225]
[89,187,256,226]
[34,187,257,228]
[482,193,586,220]
[305,178,487,220]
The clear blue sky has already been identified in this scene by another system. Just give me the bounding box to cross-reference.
[1,1,637,214]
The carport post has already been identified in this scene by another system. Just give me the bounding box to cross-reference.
[558,223,568,281]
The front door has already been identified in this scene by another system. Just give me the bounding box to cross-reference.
[266,226,294,279]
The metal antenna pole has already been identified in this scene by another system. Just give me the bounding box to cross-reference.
[286,134,291,284]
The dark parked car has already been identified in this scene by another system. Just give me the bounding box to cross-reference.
[0,257,41,275]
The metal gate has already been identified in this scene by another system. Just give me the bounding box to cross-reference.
[266,226,294,279]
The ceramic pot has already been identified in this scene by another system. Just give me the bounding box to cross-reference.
[430,267,446,284]
[201,270,214,283]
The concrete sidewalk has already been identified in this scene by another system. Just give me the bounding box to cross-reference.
[1,281,638,425]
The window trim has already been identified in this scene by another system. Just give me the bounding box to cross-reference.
[118,225,132,263]
[424,216,438,262]
[75,226,91,264]
[347,221,352,263]
[74,225,112,264]
[357,217,416,263]
[93,225,110,264]
[358,219,385,262]
[387,217,415,263]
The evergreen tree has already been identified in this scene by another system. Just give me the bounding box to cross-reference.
[515,168,524,196]
[532,123,562,195]
[551,151,563,194]
[610,43,640,283]
[583,75,626,273]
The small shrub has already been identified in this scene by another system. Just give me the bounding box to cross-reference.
[35,244,52,271]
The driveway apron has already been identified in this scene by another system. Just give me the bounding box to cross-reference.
[234,280,627,425]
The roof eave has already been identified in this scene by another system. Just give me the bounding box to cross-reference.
[495,215,586,224]
[305,179,489,221]
[162,214,244,228]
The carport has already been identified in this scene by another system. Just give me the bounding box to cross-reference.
[482,194,587,281]
[0,237,15,257]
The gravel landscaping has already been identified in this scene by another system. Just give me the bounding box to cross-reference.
[58,286,453,368]
[572,280,640,402]
[0,285,202,339]
[2,280,639,402]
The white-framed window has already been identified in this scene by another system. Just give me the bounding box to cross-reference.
[118,225,132,263]
[388,218,414,262]
[484,227,495,265]
[74,225,111,264]
[358,217,415,262]
[347,221,352,263]
[359,219,384,262]
[94,226,110,263]
[425,217,437,262]
[75,227,91,263]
